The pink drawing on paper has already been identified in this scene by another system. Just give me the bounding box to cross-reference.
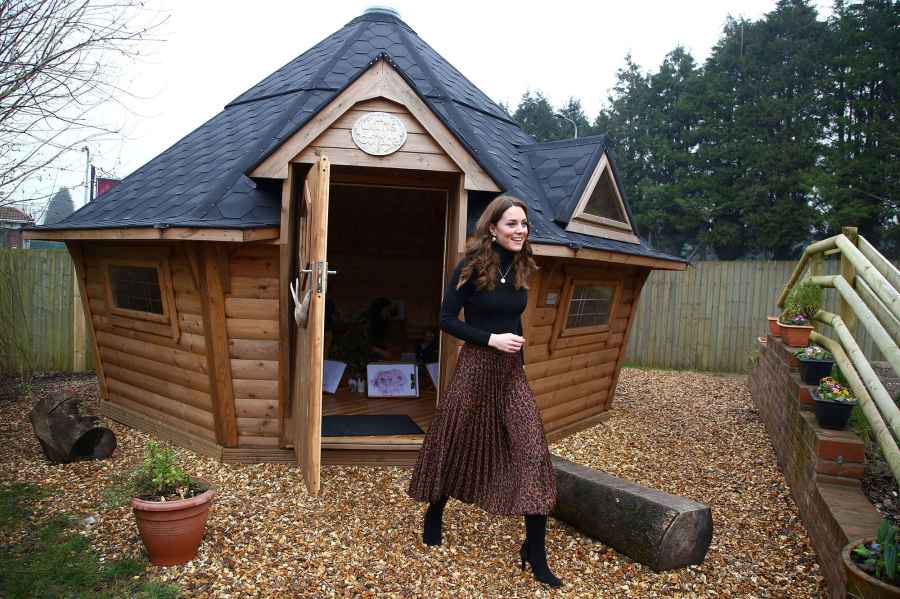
[372,368,406,394]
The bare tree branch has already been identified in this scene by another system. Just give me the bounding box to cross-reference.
[0,0,164,209]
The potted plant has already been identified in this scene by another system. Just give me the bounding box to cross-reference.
[779,281,822,347]
[767,315,781,337]
[812,371,858,430]
[779,310,814,346]
[843,517,900,598]
[130,441,215,566]
[793,344,835,385]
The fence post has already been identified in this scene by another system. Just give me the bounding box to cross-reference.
[72,258,86,372]
[839,227,859,336]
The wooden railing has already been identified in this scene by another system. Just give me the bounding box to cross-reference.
[778,227,900,483]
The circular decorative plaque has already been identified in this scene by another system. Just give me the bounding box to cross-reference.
[351,112,408,156]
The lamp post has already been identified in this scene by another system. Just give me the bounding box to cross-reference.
[82,146,91,208]
[554,113,578,139]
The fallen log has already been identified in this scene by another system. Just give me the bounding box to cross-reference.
[551,455,713,572]
[30,393,116,463]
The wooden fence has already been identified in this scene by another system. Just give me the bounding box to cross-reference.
[624,259,894,373]
[0,249,94,375]
[0,250,890,376]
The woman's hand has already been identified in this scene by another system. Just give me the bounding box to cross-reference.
[488,333,526,353]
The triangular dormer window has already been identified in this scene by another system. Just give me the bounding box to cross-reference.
[565,153,639,244]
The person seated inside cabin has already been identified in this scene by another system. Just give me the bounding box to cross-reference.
[365,297,394,361]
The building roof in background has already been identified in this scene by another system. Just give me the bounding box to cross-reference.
[0,206,34,223]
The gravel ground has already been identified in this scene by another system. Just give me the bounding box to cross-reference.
[0,370,828,598]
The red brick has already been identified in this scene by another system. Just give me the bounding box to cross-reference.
[797,384,816,408]
[816,437,866,463]
[816,459,865,479]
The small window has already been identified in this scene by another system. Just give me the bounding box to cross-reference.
[565,153,641,244]
[555,277,621,340]
[565,284,614,330]
[583,169,626,222]
[109,266,164,314]
[102,255,178,338]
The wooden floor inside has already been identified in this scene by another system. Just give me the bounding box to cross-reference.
[320,386,437,450]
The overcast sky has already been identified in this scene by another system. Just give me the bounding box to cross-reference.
[36,0,832,211]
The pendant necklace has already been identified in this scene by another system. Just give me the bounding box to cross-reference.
[499,261,514,284]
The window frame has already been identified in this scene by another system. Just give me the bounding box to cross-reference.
[565,153,641,245]
[558,277,621,338]
[102,256,179,338]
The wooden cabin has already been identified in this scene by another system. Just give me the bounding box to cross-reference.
[26,8,686,494]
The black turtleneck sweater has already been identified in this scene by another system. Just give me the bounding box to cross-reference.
[439,244,528,346]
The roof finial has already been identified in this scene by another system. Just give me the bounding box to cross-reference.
[363,5,401,19]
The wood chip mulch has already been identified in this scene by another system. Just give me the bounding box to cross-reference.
[0,370,828,597]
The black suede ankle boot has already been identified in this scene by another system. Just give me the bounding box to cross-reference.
[520,514,562,588]
[423,497,448,546]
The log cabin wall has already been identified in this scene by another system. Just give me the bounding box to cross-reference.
[79,242,217,443]
[224,243,281,448]
[523,258,648,437]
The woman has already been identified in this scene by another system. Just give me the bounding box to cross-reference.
[407,195,561,588]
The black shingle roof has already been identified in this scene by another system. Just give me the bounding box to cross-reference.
[36,9,683,264]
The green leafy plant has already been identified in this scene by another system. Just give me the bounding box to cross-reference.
[818,376,856,404]
[851,518,899,585]
[793,344,833,361]
[831,364,849,387]
[779,281,823,325]
[778,307,810,326]
[791,281,823,320]
[131,442,200,501]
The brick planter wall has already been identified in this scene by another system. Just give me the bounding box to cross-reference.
[749,335,882,599]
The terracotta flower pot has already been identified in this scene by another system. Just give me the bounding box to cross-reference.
[779,322,813,347]
[132,479,215,566]
[767,316,780,336]
[843,538,900,598]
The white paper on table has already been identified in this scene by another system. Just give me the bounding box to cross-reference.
[426,362,440,389]
[323,360,347,394]
[367,362,419,397]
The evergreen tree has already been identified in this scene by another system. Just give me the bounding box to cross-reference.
[512,91,571,142]
[507,0,897,260]
[597,51,704,256]
[556,98,593,139]
[697,1,827,259]
[44,187,74,225]
[819,0,900,258]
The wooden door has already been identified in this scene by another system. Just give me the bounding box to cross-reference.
[291,157,330,495]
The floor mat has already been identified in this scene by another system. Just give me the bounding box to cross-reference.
[321,414,424,436]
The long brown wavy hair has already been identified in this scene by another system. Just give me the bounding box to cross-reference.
[457,195,538,291]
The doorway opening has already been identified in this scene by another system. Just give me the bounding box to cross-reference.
[321,182,448,447]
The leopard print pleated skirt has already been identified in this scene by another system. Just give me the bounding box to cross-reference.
[406,343,557,515]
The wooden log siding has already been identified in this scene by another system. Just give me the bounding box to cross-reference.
[82,243,216,440]
[225,244,282,446]
[522,259,645,434]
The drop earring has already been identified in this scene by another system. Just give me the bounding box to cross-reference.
[491,233,497,242]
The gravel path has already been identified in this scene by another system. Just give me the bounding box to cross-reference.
[0,370,827,597]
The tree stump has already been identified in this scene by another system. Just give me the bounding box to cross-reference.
[551,455,713,571]
[30,393,116,463]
